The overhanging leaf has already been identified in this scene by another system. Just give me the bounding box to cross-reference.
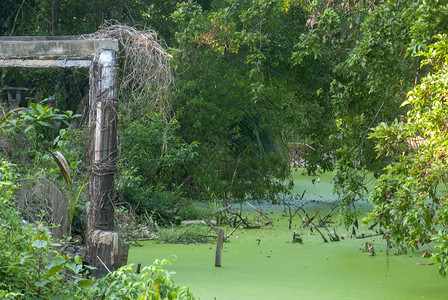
[48,151,71,187]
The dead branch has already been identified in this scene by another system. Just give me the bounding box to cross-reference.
[309,219,328,243]
[299,207,333,243]
[302,208,321,227]
[226,220,242,240]
[282,190,307,230]
[224,205,253,228]
[204,219,219,235]
[317,203,339,227]
[245,202,272,225]
[356,233,383,239]
[318,216,339,242]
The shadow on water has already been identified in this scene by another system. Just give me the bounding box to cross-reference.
[128,170,447,299]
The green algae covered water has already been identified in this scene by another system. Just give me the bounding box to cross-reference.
[128,171,447,299]
[129,219,446,299]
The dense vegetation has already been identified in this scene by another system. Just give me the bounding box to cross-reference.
[2,0,448,297]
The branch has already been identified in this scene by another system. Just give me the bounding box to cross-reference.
[226,220,243,240]
[245,202,272,225]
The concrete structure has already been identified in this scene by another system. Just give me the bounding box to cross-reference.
[2,85,29,108]
[0,36,125,276]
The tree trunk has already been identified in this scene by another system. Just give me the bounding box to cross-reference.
[51,0,57,35]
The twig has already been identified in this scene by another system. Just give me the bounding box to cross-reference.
[299,208,329,242]
[318,215,339,242]
[310,220,328,243]
[97,256,111,273]
[224,206,252,228]
[204,219,219,234]
[317,203,339,227]
[245,202,272,225]
[283,190,307,229]
[226,157,241,206]
[226,220,243,240]
[356,233,383,239]
[303,208,321,227]
[285,201,307,230]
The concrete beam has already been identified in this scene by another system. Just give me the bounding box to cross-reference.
[0,59,91,68]
[0,38,119,60]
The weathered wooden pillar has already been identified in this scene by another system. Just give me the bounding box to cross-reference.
[215,229,224,267]
[86,49,126,276]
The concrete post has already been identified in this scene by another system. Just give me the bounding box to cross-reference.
[86,50,126,276]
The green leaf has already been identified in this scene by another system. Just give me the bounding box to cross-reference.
[32,239,48,248]
[74,255,82,264]
[48,151,71,188]
[78,279,93,287]
[35,279,48,287]
[48,264,64,277]
[37,121,51,127]
[19,254,33,264]
[68,263,83,274]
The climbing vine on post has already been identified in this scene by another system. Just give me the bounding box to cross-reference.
[84,23,173,276]
[92,22,173,154]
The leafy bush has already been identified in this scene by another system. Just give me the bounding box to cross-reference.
[2,102,80,156]
[117,171,210,225]
[158,224,215,244]
[0,157,89,298]
[92,260,195,299]
[368,35,448,276]
[117,111,203,224]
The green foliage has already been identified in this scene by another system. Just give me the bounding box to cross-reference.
[49,150,88,235]
[368,35,448,276]
[117,177,209,225]
[118,113,197,186]
[432,233,448,277]
[291,0,448,226]
[171,0,298,201]
[93,260,195,299]
[0,157,89,298]
[1,100,88,236]
[1,102,80,158]
[18,102,78,132]
[157,223,214,244]
[0,157,194,298]
[117,112,203,224]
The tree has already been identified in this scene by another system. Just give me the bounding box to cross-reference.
[168,0,312,201]
[289,0,448,227]
[368,35,448,277]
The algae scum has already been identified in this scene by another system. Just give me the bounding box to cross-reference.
[128,173,447,299]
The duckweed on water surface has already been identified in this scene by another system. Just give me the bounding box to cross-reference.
[129,172,447,299]
[129,212,447,300]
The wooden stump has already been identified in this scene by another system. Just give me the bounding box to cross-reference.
[86,230,127,277]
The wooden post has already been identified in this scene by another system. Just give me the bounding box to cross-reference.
[136,263,142,274]
[215,229,224,267]
[86,49,125,277]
